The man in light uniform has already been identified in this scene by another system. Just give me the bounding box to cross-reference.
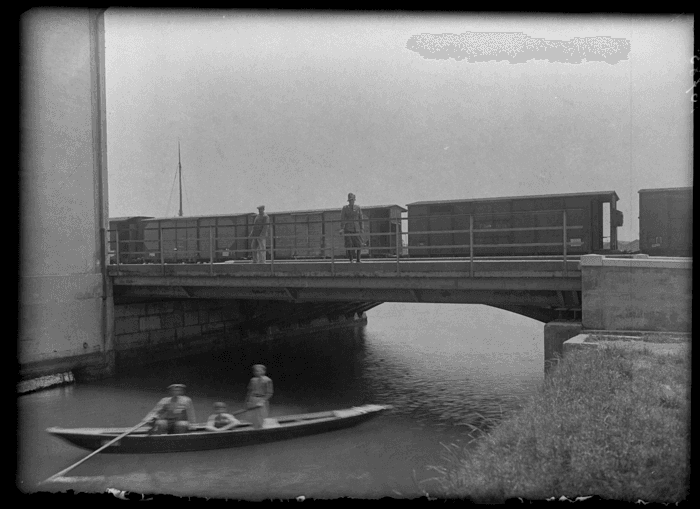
[249,205,270,264]
[144,383,196,435]
[244,364,274,429]
[340,193,364,263]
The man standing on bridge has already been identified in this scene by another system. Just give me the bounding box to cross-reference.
[340,193,364,263]
[249,205,270,264]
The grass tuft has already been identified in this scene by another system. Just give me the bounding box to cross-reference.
[422,346,690,502]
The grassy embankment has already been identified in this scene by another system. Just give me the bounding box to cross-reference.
[421,344,690,502]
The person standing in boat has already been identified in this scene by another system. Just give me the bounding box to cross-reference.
[249,205,270,264]
[144,383,196,435]
[245,364,273,429]
[205,402,241,432]
[340,193,364,263]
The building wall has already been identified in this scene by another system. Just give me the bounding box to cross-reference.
[19,9,111,380]
[581,255,692,332]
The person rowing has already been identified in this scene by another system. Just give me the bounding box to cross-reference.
[144,383,196,435]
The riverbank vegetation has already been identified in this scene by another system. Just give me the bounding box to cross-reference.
[422,345,689,502]
[586,333,689,344]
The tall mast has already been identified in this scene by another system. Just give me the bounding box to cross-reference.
[178,141,183,217]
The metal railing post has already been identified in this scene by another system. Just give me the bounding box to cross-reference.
[469,215,474,277]
[209,226,214,275]
[159,225,165,275]
[562,210,568,277]
[115,229,120,274]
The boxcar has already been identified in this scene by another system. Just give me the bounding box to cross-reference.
[406,191,622,257]
[268,205,406,260]
[639,187,692,257]
[108,216,153,263]
[140,213,256,263]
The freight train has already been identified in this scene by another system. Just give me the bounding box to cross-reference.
[108,187,691,263]
[109,205,405,264]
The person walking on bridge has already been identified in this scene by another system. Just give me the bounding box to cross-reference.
[249,205,270,264]
[340,193,364,263]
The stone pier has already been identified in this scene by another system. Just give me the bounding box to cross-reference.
[110,299,372,373]
[544,320,583,373]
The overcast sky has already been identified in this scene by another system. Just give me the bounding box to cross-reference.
[105,11,694,240]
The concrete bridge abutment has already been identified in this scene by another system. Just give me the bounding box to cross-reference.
[580,255,691,333]
[544,254,691,374]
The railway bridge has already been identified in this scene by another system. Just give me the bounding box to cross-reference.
[110,258,582,324]
[103,257,584,374]
[107,253,689,378]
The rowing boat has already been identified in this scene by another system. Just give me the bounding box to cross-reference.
[46,404,390,454]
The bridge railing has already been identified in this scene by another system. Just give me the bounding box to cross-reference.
[107,208,582,276]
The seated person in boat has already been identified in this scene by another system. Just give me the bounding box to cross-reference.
[144,383,196,435]
[245,364,273,429]
[205,402,241,432]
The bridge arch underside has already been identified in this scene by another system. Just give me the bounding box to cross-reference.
[114,283,581,324]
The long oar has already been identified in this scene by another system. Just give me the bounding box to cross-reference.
[41,418,152,485]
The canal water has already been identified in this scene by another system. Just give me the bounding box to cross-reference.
[18,303,544,500]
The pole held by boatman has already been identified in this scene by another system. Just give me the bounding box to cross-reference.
[245,364,273,429]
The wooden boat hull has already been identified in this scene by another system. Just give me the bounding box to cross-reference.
[46,404,390,454]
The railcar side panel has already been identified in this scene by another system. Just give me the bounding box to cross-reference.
[184,220,198,261]
[668,192,692,256]
[143,222,159,262]
[293,215,310,258]
[215,217,237,259]
[407,205,430,257]
[271,214,295,259]
[308,214,324,258]
[366,208,389,257]
[589,199,604,252]
[216,215,253,260]
[237,215,255,260]
[407,192,618,257]
[294,213,324,258]
[639,188,692,256]
[322,210,345,259]
[159,220,178,263]
[427,204,453,257]
[199,218,215,261]
[109,218,152,263]
[451,203,471,256]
